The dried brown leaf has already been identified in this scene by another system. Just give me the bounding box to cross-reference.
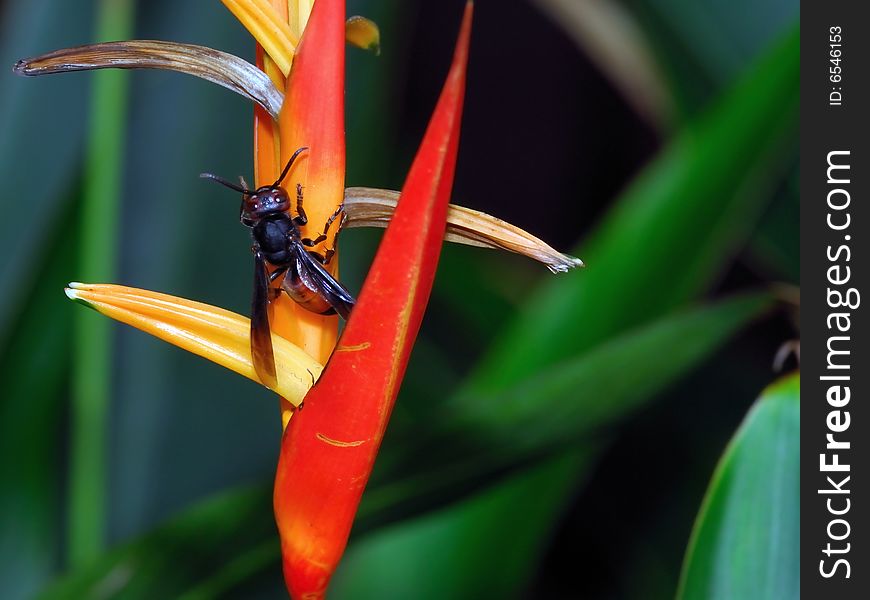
[14,40,284,119]
[343,187,583,273]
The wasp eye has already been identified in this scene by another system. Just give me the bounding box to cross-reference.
[270,188,291,210]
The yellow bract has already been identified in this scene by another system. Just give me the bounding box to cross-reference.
[289,0,313,38]
[65,283,322,408]
[221,0,299,76]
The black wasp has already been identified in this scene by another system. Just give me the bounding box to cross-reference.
[201,147,356,388]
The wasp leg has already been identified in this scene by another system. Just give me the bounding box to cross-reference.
[306,245,336,265]
[267,266,289,300]
[293,183,308,226]
[320,210,346,264]
[306,250,328,263]
[301,204,345,249]
[269,266,289,284]
[301,233,327,247]
[321,203,344,236]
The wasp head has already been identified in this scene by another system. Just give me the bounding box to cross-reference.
[201,146,308,227]
[240,185,291,226]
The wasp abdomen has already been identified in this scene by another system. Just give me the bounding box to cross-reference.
[280,254,336,315]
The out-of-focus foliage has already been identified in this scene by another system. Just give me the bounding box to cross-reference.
[0,0,798,598]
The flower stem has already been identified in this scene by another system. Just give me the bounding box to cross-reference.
[68,0,135,568]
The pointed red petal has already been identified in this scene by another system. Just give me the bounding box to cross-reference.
[273,4,473,598]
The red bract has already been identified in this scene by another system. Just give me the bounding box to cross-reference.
[273,4,473,598]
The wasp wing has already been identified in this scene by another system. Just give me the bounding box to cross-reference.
[251,250,278,388]
[296,248,356,320]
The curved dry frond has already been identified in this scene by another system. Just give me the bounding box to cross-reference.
[343,187,584,273]
[14,40,284,119]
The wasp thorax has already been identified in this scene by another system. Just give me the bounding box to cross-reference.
[244,185,291,219]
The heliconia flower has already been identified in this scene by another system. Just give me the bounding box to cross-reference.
[15,1,580,598]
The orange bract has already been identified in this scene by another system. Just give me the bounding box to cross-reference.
[63,283,321,402]
[270,0,346,370]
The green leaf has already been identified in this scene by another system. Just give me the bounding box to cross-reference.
[677,373,799,600]
[749,165,799,283]
[0,215,76,600]
[458,293,771,443]
[0,0,91,346]
[633,0,799,118]
[332,451,591,600]
[362,293,772,529]
[36,487,276,600]
[68,0,136,568]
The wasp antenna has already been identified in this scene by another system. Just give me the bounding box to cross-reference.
[200,172,251,195]
[273,146,309,188]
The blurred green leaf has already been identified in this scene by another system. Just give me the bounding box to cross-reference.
[363,292,772,530]
[432,245,525,342]
[634,0,798,118]
[0,0,92,346]
[0,208,76,600]
[68,0,135,567]
[333,451,589,600]
[749,165,799,283]
[36,487,275,600]
[457,293,771,441]
[677,372,799,600]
